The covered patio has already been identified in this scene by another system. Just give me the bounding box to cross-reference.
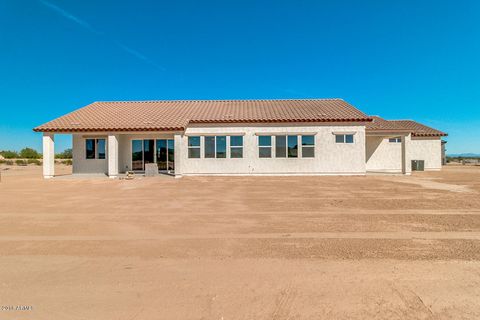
[41,132,183,179]
[365,116,414,174]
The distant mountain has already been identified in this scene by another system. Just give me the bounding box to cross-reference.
[448,153,480,158]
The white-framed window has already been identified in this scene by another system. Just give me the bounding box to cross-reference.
[188,136,201,158]
[335,134,354,144]
[230,136,243,158]
[275,136,287,158]
[301,135,315,157]
[275,135,300,158]
[205,136,227,158]
[86,138,106,159]
[258,136,272,158]
[389,137,402,143]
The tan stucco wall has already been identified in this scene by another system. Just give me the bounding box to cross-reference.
[181,123,367,175]
[366,136,402,173]
[365,135,442,172]
[408,137,442,170]
[71,123,367,176]
[72,134,108,174]
[73,133,178,174]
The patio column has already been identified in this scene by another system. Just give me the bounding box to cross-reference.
[401,133,412,175]
[42,132,55,179]
[174,133,183,178]
[108,134,119,178]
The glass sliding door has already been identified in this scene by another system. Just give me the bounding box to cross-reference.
[156,139,174,173]
[131,140,143,171]
[167,140,174,171]
[156,139,167,170]
[133,139,173,172]
[143,140,154,166]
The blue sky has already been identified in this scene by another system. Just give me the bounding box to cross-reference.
[0,0,479,154]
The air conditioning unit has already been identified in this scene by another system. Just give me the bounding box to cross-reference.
[411,160,425,171]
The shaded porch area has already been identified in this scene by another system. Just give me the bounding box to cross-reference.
[366,131,411,175]
[42,132,183,179]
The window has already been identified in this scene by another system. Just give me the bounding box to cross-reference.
[258,136,272,158]
[287,136,298,158]
[389,137,402,143]
[204,136,215,158]
[204,136,227,158]
[97,139,106,159]
[275,136,287,158]
[275,135,299,158]
[188,136,200,158]
[230,136,243,158]
[335,134,354,144]
[216,136,227,158]
[86,139,95,159]
[302,135,315,157]
[86,138,106,159]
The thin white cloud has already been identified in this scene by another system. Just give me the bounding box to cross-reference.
[114,41,166,71]
[38,0,99,34]
[38,0,165,71]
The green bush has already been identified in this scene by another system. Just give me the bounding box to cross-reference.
[27,159,42,165]
[5,160,13,165]
[0,159,5,164]
[19,148,41,159]
[64,159,73,166]
[15,159,27,166]
[56,148,73,159]
[0,150,19,159]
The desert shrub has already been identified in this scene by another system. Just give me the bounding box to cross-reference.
[56,148,73,159]
[0,150,19,159]
[0,159,5,164]
[27,159,42,165]
[64,159,73,165]
[5,160,13,165]
[19,148,41,159]
[15,159,27,166]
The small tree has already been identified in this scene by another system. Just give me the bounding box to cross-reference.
[19,148,41,159]
[0,150,19,159]
[56,148,73,159]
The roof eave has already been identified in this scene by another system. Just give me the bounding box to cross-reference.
[188,118,373,124]
[32,127,185,133]
[412,133,448,137]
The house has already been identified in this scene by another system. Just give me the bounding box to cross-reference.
[33,99,447,178]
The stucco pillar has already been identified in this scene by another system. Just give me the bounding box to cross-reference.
[174,134,183,178]
[42,132,55,179]
[401,133,412,175]
[108,134,119,178]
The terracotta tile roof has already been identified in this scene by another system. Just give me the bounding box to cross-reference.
[367,116,447,137]
[366,116,411,132]
[33,99,372,132]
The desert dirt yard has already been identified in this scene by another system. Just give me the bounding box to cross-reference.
[0,165,480,319]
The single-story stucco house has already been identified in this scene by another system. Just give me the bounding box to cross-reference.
[33,99,447,178]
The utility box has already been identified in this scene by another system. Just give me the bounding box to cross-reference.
[144,163,159,177]
[411,160,425,171]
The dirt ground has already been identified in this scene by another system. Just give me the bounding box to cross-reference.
[0,165,480,319]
